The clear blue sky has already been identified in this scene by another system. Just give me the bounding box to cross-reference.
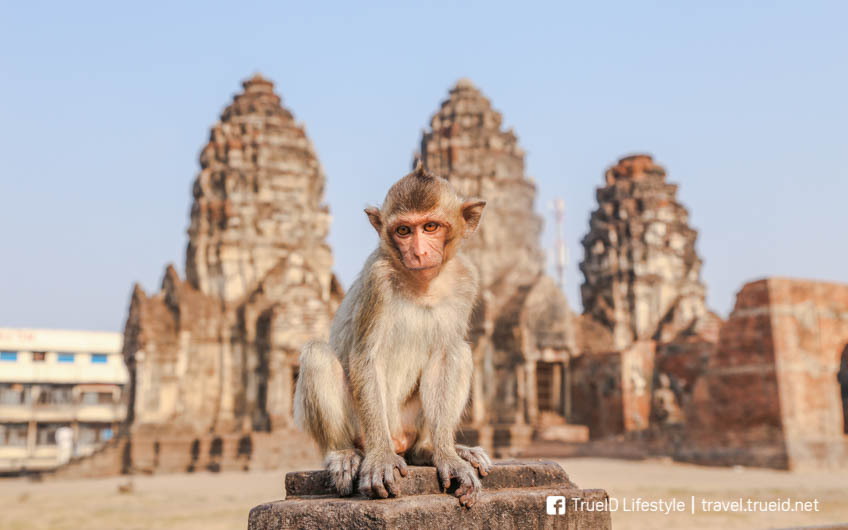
[1,1,846,332]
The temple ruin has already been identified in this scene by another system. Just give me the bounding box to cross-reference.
[579,154,714,350]
[125,74,341,436]
[48,78,847,478]
[681,278,848,469]
[86,74,333,474]
[570,155,721,439]
[569,155,848,470]
[416,79,581,454]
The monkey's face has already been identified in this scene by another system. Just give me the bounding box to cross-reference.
[389,213,449,274]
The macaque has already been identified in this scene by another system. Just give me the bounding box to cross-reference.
[293,164,492,507]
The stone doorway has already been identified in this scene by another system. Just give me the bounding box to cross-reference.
[839,344,848,435]
[535,362,562,415]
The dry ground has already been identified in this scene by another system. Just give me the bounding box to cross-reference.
[565,457,848,529]
[0,457,845,529]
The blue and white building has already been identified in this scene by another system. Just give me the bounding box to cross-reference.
[0,328,127,472]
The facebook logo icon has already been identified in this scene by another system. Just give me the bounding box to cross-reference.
[547,495,567,515]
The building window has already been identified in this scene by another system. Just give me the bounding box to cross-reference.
[32,351,46,362]
[36,423,70,446]
[57,353,75,363]
[36,385,74,405]
[0,384,27,405]
[0,351,18,362]
[78,423,113,446]
[91,353,108,364]
[78,424,97,445]
[0,423,28,447]
[80,391,114,405]
[78,423,101,445]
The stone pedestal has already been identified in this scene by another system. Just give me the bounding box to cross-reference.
[248,460,611,529]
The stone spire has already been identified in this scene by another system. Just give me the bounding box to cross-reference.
[417,81,576,452]
[417,79,544,298]
[580,154,708,350]
[123,74,341,436]
[186,73,332,303]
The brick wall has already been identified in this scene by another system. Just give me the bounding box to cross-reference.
[682,278,848,469]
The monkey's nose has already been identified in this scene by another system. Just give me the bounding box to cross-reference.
[412,237,428,258]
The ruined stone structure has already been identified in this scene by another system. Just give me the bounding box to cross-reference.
[416,79,579,453]
[570,341,656,438]
[50,79,847,479]
[569,156,705,438]
[569,155,848,471]
[569,155,722,444]
[123,74,341,440]
[580,155,712,351]
[682,278,848,470]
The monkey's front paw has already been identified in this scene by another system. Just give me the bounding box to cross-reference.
[358,451,409,499]
[324,448,363,496]
[456,444,493,477]
[435,456,482,507]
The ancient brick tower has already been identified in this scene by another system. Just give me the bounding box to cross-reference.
[417,79,577,453]
[123,74,341,436]
[418,78,545,290]
[186,74,333,303]
[579,154,708,350]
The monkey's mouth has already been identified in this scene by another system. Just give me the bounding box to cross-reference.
[405,264,441,271]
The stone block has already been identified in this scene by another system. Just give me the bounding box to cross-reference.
[536,424,590,443]
[248,460,611,529]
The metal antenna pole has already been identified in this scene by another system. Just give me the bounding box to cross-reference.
[551,198,567,292]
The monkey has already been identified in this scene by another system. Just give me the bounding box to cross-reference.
[293,164,492,507]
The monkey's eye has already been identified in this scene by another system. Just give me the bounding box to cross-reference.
[423,222,439,232]
[396,226,411,236]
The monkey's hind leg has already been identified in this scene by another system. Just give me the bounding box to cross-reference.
[293,340,361,496]
[456,444,493,477]
[407,429,492,477]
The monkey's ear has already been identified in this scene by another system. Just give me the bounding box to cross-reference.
[461,200,486,237]
[364,207,383,234]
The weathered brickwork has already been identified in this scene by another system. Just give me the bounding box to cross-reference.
[570,155,720,445]
[570,156,847,471]
[417,80,578,454]
[570,341,656,438]
[123,74,340,442]
[52,78,848,481]
[683,278,848,469]
[579,155,711,351]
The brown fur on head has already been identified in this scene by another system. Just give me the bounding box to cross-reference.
[365,165,486,273]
